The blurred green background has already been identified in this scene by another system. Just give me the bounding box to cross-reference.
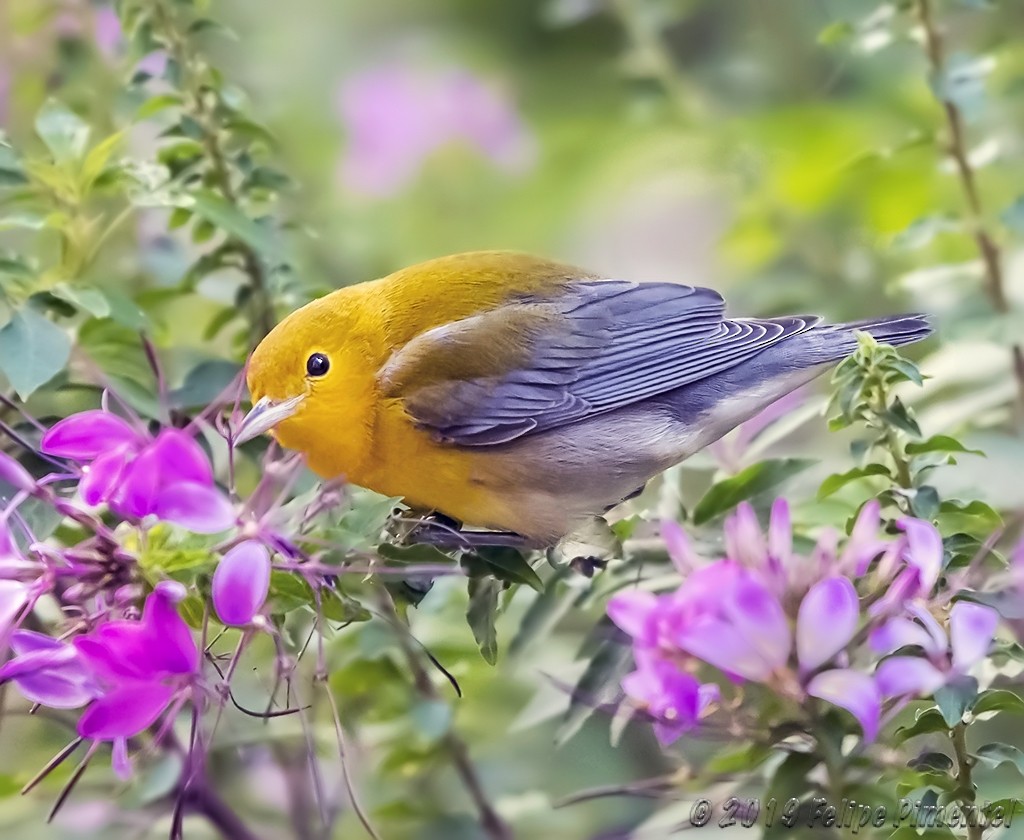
[1,0,1024,838]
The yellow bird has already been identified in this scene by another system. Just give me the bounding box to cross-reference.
[235,251,930,544]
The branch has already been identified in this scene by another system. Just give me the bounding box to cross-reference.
[915,0,1024,418]
[950,722,985,840]
[380,595,513,840]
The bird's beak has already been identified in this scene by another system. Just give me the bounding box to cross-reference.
[234,395,305,446]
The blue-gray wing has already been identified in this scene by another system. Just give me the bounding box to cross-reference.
[382,280,819,446]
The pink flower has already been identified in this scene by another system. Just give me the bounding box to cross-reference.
[42,411,234,534]
[212,541,271,626]
[873,601,999,699]
[336,62,536,197]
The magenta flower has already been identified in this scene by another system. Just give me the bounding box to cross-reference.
[0,579,29,637]
[93,6,123,60]
[0,450,35,492]
[621,650,718,745]
[608,501,896,743]
[872,601,998,699]
[42,411,234,534]
[74,581,199,777]
[212,540,271,626]
[336,62,536,197]
[0,631,100,708]
[869,518,944,617]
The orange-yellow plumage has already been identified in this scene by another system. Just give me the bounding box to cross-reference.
[240,250,931,543]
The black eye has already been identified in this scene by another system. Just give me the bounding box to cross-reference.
[306,353,330,377]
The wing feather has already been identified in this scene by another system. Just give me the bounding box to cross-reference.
[381,280,817,446]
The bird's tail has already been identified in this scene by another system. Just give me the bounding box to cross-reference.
[797,313,932,365]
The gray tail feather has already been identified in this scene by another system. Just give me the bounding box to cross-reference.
[800,313,932,364]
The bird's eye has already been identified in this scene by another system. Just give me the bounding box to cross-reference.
[306,353,330,377]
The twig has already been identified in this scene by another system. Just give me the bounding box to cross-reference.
[380,593,513,840]
[915,0,1024,419]
[950,722,985,840]
[149,0,277,348]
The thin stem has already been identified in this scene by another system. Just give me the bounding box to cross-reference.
[915,0,1024,419]
[380,594,512,840]
[148,0,277,348]
[183,782,263,840]
[951,722,985,840]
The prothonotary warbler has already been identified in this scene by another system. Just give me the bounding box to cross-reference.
[235,251,930,545]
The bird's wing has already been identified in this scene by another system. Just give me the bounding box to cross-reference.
[378,280,818,446]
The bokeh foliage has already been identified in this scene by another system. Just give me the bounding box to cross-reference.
[1,1,1024,839]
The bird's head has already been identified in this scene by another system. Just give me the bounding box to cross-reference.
[234,291,363,453]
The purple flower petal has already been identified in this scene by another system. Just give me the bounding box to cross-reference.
[0,580,28,634]
[797,577,859,672]
[93,6,123,60]
[678,618,777,681]
[10,630,63,655]
[661,520,697,574]
[78,682,175,739]
[906,603,949,655]
[213,541,271,627]
[949,601,998,671]
[607,590,660,644]
[724,503,766,567]
[75,625,151,682]
[806,669,880,741]
[621,656,701,745]
[897,518,943,596]
[80,447,131,507]
[869,616,939,656]
[767,498,792,564]
[152,482,234,534]
[841,500,885,575]
[112,738,132,780]
[875,656,946,698]
[0,638,99,708]
[723,576,791,672]
[141,581,199,674]
[0,451,35,492]
[41,411,141,462]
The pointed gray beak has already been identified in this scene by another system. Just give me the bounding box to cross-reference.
[234,395,305,445]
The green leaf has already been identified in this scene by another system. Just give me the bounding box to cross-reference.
[960,589,1024,620]
[894,707,950,742]
[975,743,1024,776]
[135,93,184,120]
[556,633,632,745]
[268,570,314,613]
[80,131,125,190]
[462,546,543,592]
[35,99,91,163]
[908,751,954,772]
[934,676,978,727]
[693,458,815,525]
[817,464,892,499]
[181,190,285,263]
[817,20,854,45]
[103,290,148,330]
[937,499,1002,537]
[509,569,573,658]
[169,359,241,409]
[881,398,922,438]
[910,485,941,521]
[0,142,27,185]
[376,542,458,567]
[466,577,499,665]
[320,589,371,623]
[49,283,111,318]
[906,436,984,457]
[0,307,72,399]
[972,689,1024,717]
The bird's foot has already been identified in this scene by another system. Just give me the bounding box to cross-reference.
[550,516,621,576]
[400,512,539,551]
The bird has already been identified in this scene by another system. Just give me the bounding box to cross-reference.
[235,251,931,547]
